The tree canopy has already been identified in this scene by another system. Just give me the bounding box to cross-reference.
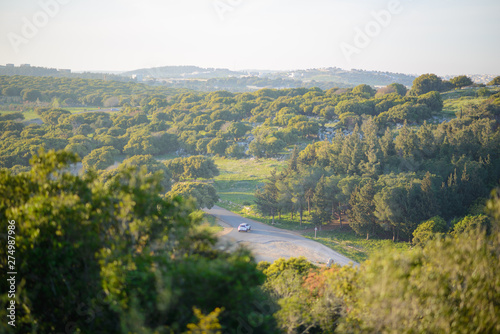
[0,150,276,333]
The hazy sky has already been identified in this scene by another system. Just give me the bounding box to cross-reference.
[1,0,499,75]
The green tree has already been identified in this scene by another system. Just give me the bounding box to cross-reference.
[2,86,22,97]
[38,108,71,127]
[417,90,443,112]
[352,84,376,97]
[82,146,119,171]
[22,88,42,102]
[255,170,279,224]
[76,123,94,136]
[409,73,443,96]
[123,133,159,156]
[263,258,355,334]
[225,143,246,158]
[348,181,379,239]
[343,221,500,334]
[165,156,219,181]
[167,182,219,209]
[311,175,331,226]
[389,83,408,96]
[487,76,500,86]
[101,154,172,192]
[451,214,491,236]
[412,216,447,246]
[225,121,251,140]
[449,75,473,88]
[374,185,406,241]
[207,137,228,156]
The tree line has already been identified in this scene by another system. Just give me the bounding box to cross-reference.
[255,95,500,241]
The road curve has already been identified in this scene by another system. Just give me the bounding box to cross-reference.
[205,205,358,267]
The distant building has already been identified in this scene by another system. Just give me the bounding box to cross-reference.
[6,64,14,68]
[20,64,31,67]
[131,74,143,81]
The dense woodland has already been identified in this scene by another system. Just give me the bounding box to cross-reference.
[0,73,499,333]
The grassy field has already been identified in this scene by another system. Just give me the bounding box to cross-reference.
[442,96,487,116]
[302,229,412,263]
[0,109,39,120]
[213,157,287,210]
[439,88,499,116]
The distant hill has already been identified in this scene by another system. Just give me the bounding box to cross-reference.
[121,66,247,79]
[269,68,416,87]
[2,64,497,92]
[0,65,132,82]
[121,66,418,91]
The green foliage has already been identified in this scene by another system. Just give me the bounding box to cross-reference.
[254,170,280,221]
[348,181,379,239]
[248,131,287,158]
[388,83,408,96]
[164,155,219,181]
[451,214,491,236]
[82,145,119,171]
[352,84,376,97]
[0,75,182,106]
[185,307,224,334]
[377,102,431,123]
[412,216,447,246]
[21,88,42,102]
[0,150,277,333]
[207,137,228,156]
[477,87,493,97]
[225,143,246,158]
[312,175,332,225]
[343,226,500,334]
[64,135,95,157]
[263,258,355,333]
[417,90,443,111]
[167,182,219,209]
[102,154,172,192]
[487,76,500,86]
[0,112,24,122]
[37,108,72,126]
[2,86,22,97]
[449,75,473,88]
[335,99,375,116]
[123,129,177,156]
[409,73,444,96]
[262,257,316,279]
[225,121,251,140]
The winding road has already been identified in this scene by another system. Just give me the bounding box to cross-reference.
[205,206,358,267]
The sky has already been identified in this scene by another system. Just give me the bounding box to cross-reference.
[0,0,499,76]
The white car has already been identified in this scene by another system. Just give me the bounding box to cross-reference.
[237,223,251,232]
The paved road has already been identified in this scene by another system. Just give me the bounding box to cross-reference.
[205,206,358,267]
